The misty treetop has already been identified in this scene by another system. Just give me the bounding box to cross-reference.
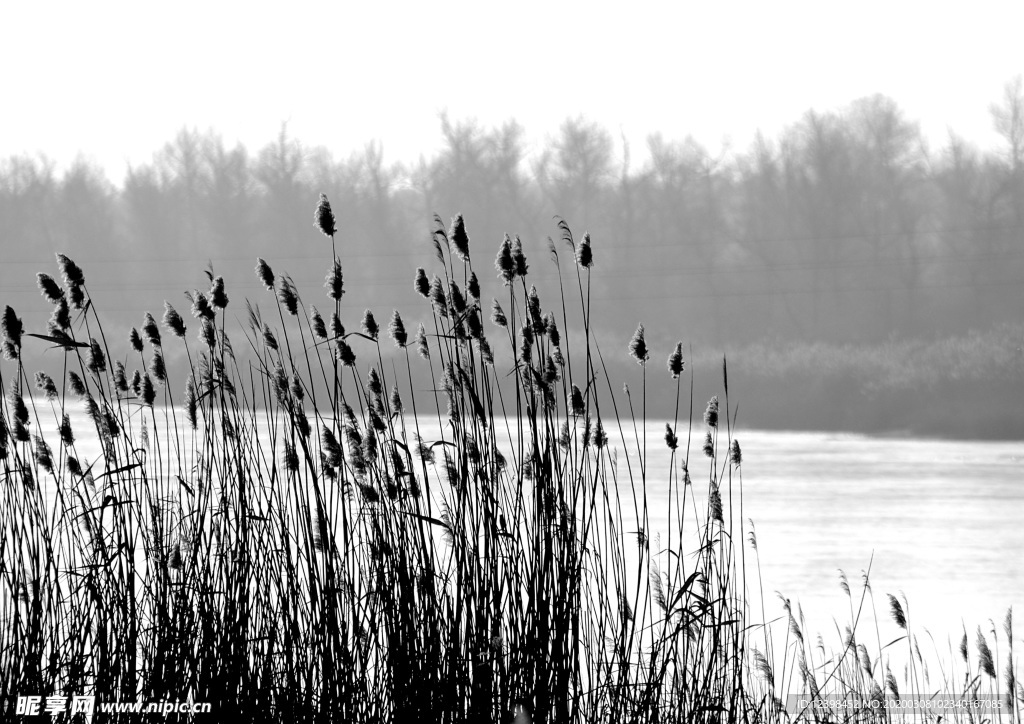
[2,84,1023,350]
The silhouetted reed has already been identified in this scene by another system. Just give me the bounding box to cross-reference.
[0,197,1018,724]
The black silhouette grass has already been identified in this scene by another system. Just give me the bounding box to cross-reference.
[0,200,1019,723]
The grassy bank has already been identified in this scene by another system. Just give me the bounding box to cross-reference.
[1,201,1019,722]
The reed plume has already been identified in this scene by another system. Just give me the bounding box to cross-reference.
[576,231,593,268]
[628,323,649,364]
[315,192,337,237]
[450,213,470,262]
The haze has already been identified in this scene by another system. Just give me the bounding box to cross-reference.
[3,0,1023,178]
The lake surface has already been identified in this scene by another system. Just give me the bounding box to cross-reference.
[401,418,1024,646]
[626,425,1024,647]
[32,409,1024,653]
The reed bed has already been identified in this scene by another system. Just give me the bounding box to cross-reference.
[0,197,1020,723]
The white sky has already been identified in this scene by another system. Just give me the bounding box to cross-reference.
[2,0,1022,180]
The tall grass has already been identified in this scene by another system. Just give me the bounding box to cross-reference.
[0,199,1020,722]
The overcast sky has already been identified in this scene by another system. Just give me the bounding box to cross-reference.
[3,0,1022,179]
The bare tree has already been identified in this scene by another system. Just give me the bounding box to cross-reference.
[989,75,1024,227]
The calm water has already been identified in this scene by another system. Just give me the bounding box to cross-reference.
[406,419,1023,644]
[627,426,1024,645]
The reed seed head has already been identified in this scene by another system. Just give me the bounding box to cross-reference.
[35,372,58,400]
[293,409,310,439]
[664,424,678,450]
[210,276,228,309]
[414,267,430,298]
[191,291,215,320]
[68,282,84,311]
[668,342,684,379]
[309,306,327,340]
[466,309,483,339]
[88,338,106,374]
[571,384,585,416]
[85,396,102,439]
[2,306,23,358]
[113,361,128,393]
[56,253,85,288]
[467,271,480,300]
[283,441,299,473]
[321,426,342,468]
[367,367,383,399]
[68,371,86,397]
[710,485,723,523]
[490,299,507,327]
[50,297,71,331]
[57,413,74,447]
[703,430,714,458]
[33,435,54,475]
[272,362,289,405]
[150,350,166,383]
[429,276,447,317]
[104,409,119,438]
[496,234,515,285]
[185,377,197,429]
[37,274,64,303]
[388,310,407,348]
[478,336,493,364]
[13,417,29,443]
[330,313,344,340]
[887,594,907,629]
[129,327,143,353]
[730,439,742,465]
[315,193,336,237]
[527,285,542,331]
[594,418,608,449]
[169,543,182,570]
[324,257,345,301]
[576,232,593,268]
[362,425,378,465]
[255,258,275,291]
[512,235,528,278]
[336,339,356,366]
[628,323,649,364]
[278,276,299,315]
[704,396,719,429]
[415,324,429,360]
[163,302,187,338]
[977,628,996,678]
[57,255,86,309]
[200,318,217,348]
[450,213,470,262]
[545,314,560,347]
[361,309,379,340]
[519,324,533,364]
[142,312,161,347]
[141,373,156,406]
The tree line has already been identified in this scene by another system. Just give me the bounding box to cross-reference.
[2,82,1023,350]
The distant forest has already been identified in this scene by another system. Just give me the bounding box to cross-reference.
[3,84,1023,354]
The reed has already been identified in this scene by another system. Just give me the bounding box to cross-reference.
[0,199,1019,723]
